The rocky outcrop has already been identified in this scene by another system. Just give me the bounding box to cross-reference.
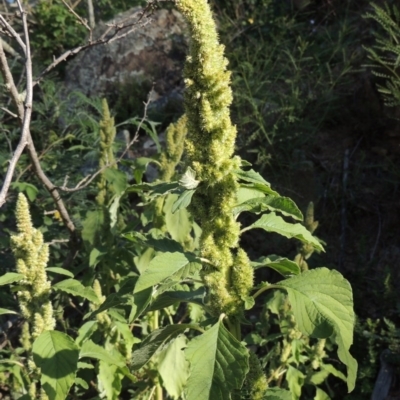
[64,7,188,115]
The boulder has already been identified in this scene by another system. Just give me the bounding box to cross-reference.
[64,6,188,117]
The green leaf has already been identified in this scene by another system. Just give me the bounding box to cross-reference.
[147,288,206,312]
[11,182,39,201]
[277,268,357,392]
[134,252,196,293]
[164,194,192,244]
[243,212,324,252]
[0,273,25,286]
[0,308,18,315]
[264,387,292,400]
[234,196,303,221]
[131,325,191,370]
[45,267,74,278]
[179,167,200,189]
[128,287,154,323]
[158,335,189,399]
[98,361,123,400]
[32,331,79,400]
[82,209,105,245]
[127,181,179,195]
[75,321,98,346]
[236,187,265,204]
[172,189,196,213]
[235,169,270,185]
[103,168,127,196]
[185,320,249,400]
[75,377,89,390]
[109,195,122,232]
[123,231,184,253]
[314,388,330,400]
[286,365,304,400]
[130,157,159,184]
[79,340,125,368]
[240,182,279,196]
[114,321,140,352]
[53,279,100,304]
[251,255,300,276]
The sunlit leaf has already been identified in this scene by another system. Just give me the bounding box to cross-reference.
[33,331,79,400]
[242,212,323,251]
[185,320,249,400]
[277,268,357,391]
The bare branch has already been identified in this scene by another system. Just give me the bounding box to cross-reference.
[0,13,26,54]
[33,2,157,86]
[0,38,27,207]
[61,0,91,32]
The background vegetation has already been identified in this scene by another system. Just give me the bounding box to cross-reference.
[0,0,399,399]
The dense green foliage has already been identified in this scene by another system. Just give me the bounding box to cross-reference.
[0,0,400,399]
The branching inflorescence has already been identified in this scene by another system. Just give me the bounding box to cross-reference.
[175,0,253,319]
[10,194,55,341]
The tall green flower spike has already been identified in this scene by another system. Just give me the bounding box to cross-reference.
[176,0,253,318]
[96,98,117,206]
[10,194,55,340]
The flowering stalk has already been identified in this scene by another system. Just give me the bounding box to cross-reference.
[10,193,55,341]
[175,0,254,321]
[96,98,117,207]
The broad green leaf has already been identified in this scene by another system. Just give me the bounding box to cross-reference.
[134,252,196,293]
[75,321,98,346]
[158,335,189,399]
[147,287,206,312]
[164,194,192,244]
[53,279,100,304]
[240,183,279,196]
[286,365,304,400]
[129,157,159,184]
[103,168,127,196]
[314,388,330,400]
[80,340,125,368]
[85,293,131,320]
[308,363,346,386]
[127,181,179,195]
[277,268,357,392]
[12,182,39,201]
[179,167,200,189]
[32,331,79,400]
[242,213,324,252]
[234,196,303,221]
[0,308,18,315]
[0,273,25,285]
[45,267,74,278]
[236,187,265,204]
[172,189,196,213]
[185,320,249,400]
[251,255,300,276]
[109,195,121,231]
[131,325,191,370]
[235,169,270,185]
[98,361,123,400]
[123,231,184,253]
[82,209,105,245]
[89,248,105,268]
[75,377,89,390]
[264,387,292,400]
[128,288,152,323]
[114,321,140,352]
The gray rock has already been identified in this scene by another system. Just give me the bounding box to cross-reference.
[64,7,188,115]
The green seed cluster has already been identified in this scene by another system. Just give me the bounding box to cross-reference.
[10,194,55,340]
[176,0,253,316]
